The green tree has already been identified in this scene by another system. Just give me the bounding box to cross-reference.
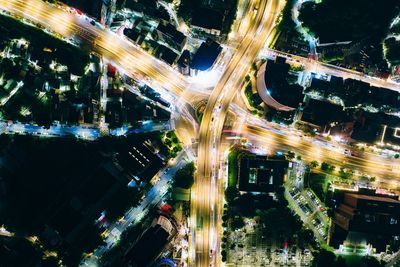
[236,193,255,217]
[309,160,319,169]
[225,186,239,204]
[286,151,295,160]
[231,216,245,230]
[361,256,384,267]
[221,250,227,262]
[173,162,195,189]
[321,162,335,172]
[312,249,336,267]
[336,256,347,267]
[339,167,353,179]
[258,207,301,239]
[298,229,316,248]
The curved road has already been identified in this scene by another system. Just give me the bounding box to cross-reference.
[194,0,284,266]
[4,0,397,266]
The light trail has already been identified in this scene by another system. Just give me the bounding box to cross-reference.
[2,1,400,266]
[194,0,284,265]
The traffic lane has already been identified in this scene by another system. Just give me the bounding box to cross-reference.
[98,152,189,255]
[243,124,394,169]
[0,0,190,98]
[195,0,282,265]
[243,127,400,187]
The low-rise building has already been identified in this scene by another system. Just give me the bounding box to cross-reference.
[351,110,400,146]
[300,98,346,132]
[123,28,141,43]
[331,192,400,252]
[191,7,224,36]
[308,75,400,110]
[116,140,164,183]
[177,50,191,75]
[155,45,179,66]
[156,21,187,52]
[382,125,400,147]
[105,100,122,127]
[124,215,177,267]
[238,156,289,193]
[191,38,222,72]
[256,57,304,112]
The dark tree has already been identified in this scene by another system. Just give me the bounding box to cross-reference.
[312,249,336,267]
[224,186,239,204]
[172,161,195,189]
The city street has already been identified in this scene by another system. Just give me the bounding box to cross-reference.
[194,0,285,265]
[240,123,400,189]
[0,120,170,139]
[84,151,193,263]
[1,0,400,266]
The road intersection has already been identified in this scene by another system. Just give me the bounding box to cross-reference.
[1,1,400,266]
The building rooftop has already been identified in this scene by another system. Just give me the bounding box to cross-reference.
[124,216,176,267]
[116,141,163,183]
[301,98,345,128]
[257,58,304,111]
[156,45,178,65]
[123,28,140,43]
[310,76,400,109]
[238,156,288,193]
[156,22,186,47]
[332,192,400,251]
[352,111,400,143]
[177,50,191,68]
[191,38,222,71]
[345,193,400,204]
[383,126,400,146]
[191,7,224,31]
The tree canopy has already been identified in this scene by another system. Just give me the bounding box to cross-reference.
[173,161,195,189]
[299,0,400,43]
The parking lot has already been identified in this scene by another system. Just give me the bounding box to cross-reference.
[226,219,313,266]
[287,186,330,243]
